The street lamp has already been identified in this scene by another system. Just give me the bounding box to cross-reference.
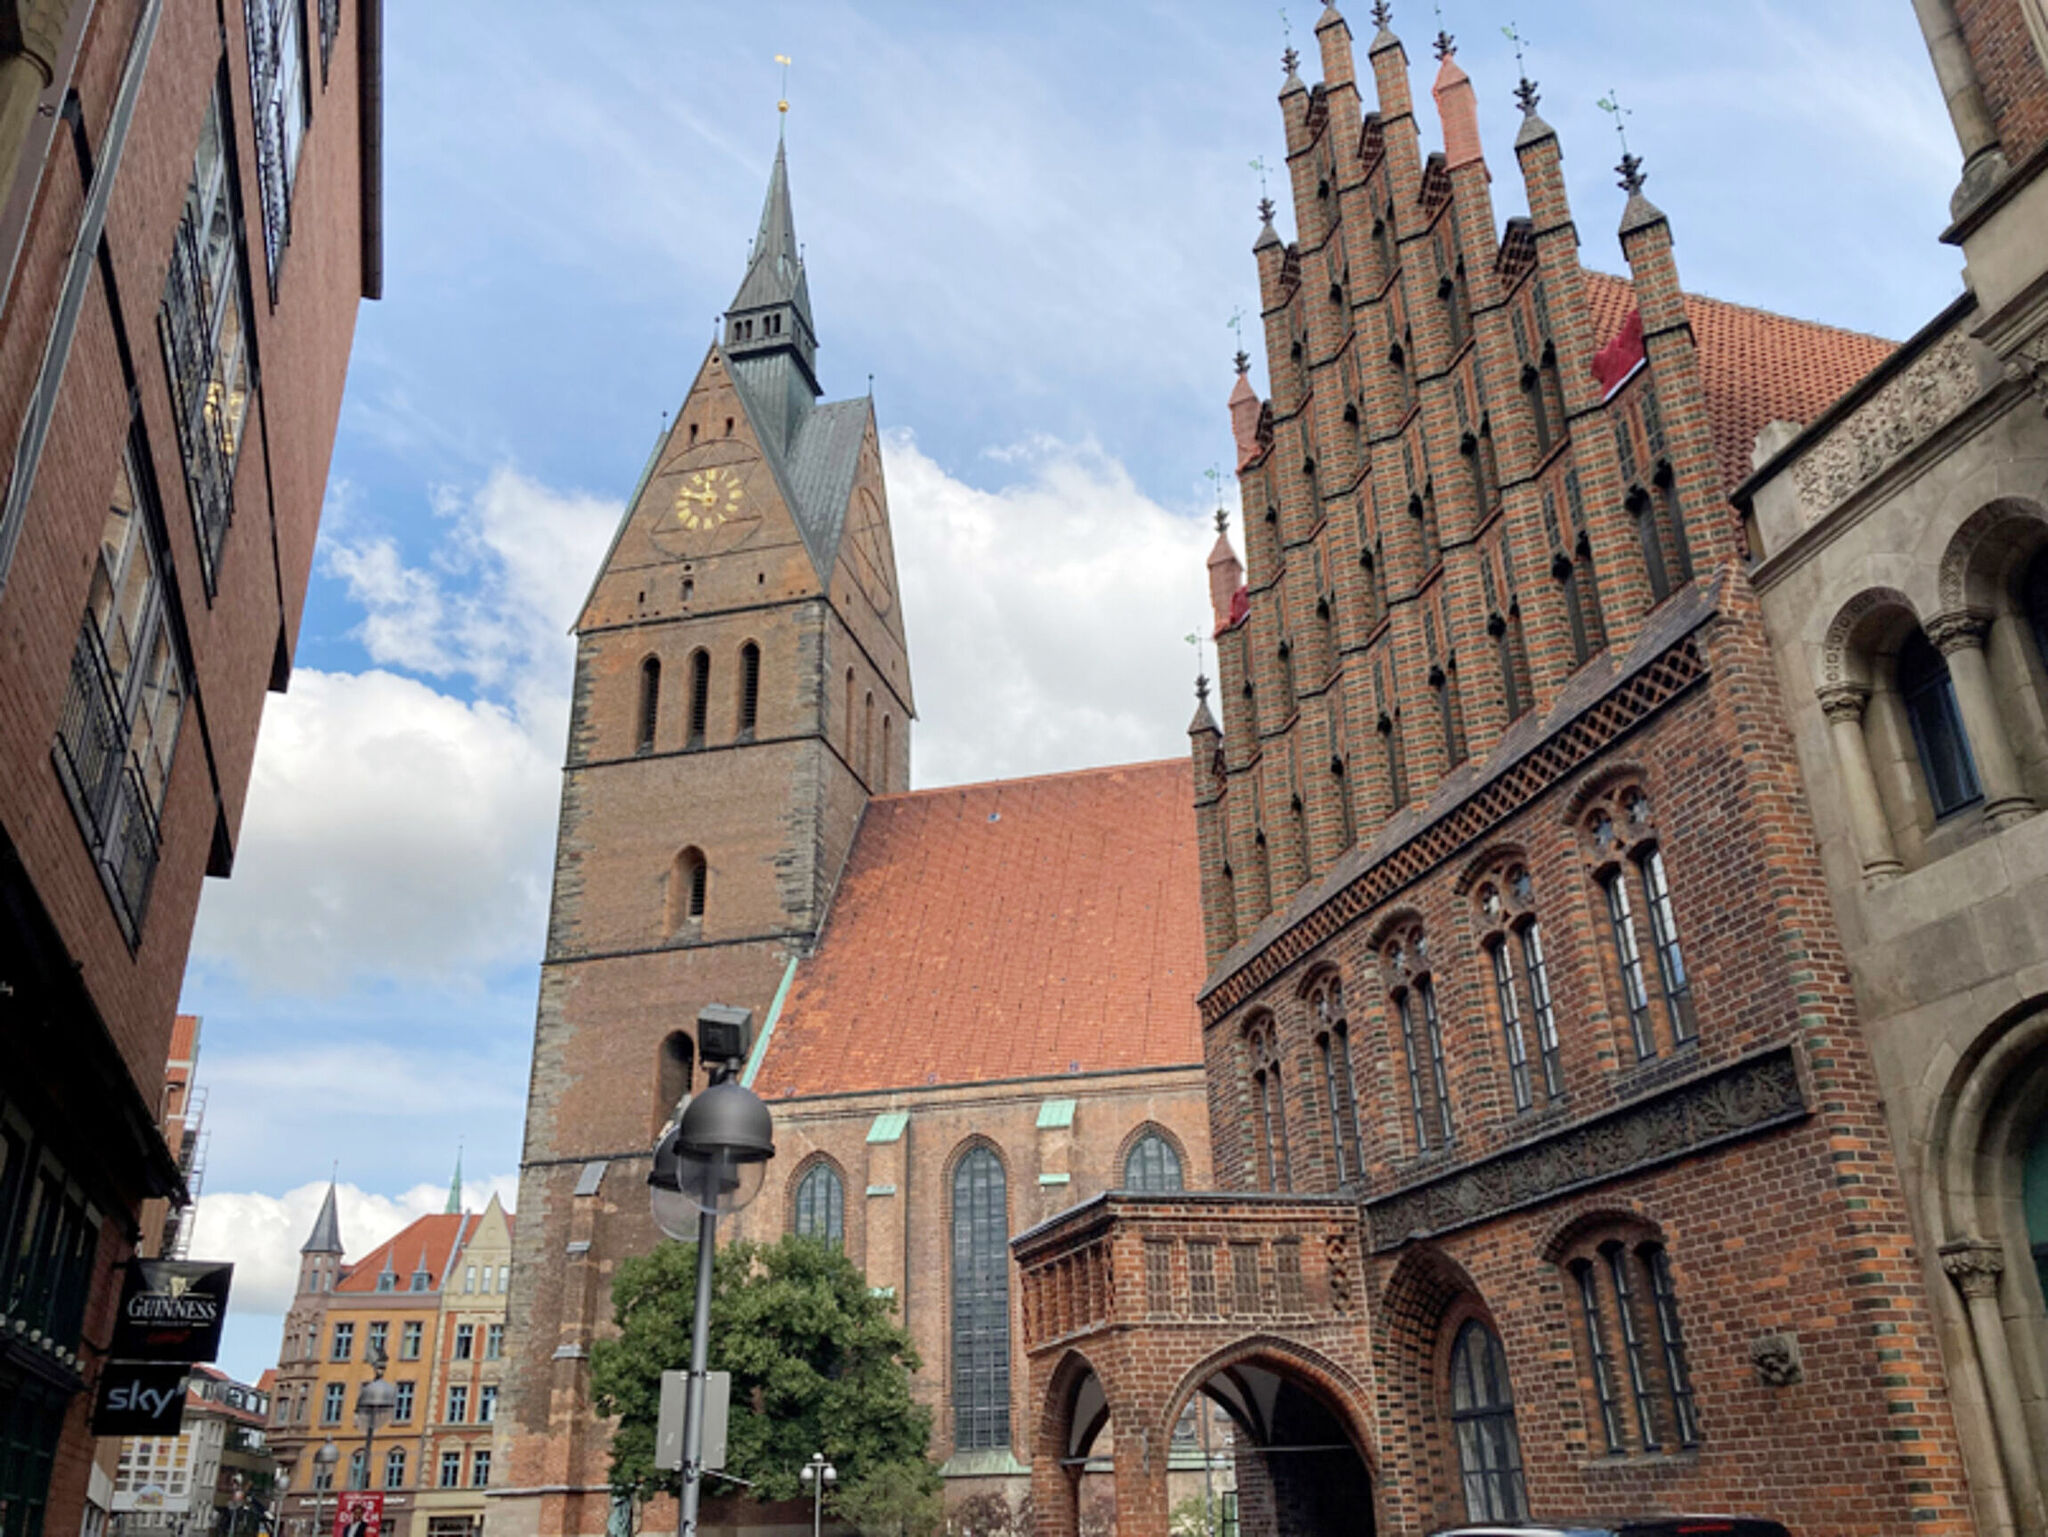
[311,1442,340,1537]
[648,1005,775,1537]
[797,1453,835,1537]
[353,1341,397,1501]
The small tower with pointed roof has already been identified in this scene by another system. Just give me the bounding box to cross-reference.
[296,1180,344,1296]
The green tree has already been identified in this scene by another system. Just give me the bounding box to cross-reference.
[832,1459,943,1537]
[589,1235,934,1504]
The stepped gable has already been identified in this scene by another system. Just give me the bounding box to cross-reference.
[750,759,1205,1099]
[1580,270,1895,493]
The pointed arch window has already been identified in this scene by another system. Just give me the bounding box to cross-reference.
[1449,1320,1528,1522]
[881,714,892,789]
[1476,863,1563,1107]
[1123,1132,1184,1193]
[843,667,855,753]
[1310,974,1362,1186]
[1899,629,1980,818]
[792,1162,844,1249]
[1654,465,1694,587]
[950,1147,1010,1450]
[1245,1018,1290,1191]
[862,691,875,784]
[737,642,760,737]
[1523,365,1552,457]
[687,650,710,748]
[1379,714,1409,812]
[1588,789,1694,1056]
[637,657,661,754]
[1631,487,1671,603]
[1331,755,1355,851]
[1384,927,1453,1151]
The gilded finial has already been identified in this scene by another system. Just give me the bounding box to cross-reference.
[775,53,792,117]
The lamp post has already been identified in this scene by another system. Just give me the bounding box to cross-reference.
[353,1342,397,1505]
[311,1442,339,1537]
[647,1005,775,1537]
[797,1453,835,1537]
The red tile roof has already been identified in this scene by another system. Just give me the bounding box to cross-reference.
[1580,270,1895,493]
[752,760,1206,1099]
[335,1213,475,1294]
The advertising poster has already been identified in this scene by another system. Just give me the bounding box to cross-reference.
[333,1491,383,1537]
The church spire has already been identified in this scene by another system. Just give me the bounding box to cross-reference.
[445,1147,463,1214]
[302,1180,344,1255]
[724,137,821,451]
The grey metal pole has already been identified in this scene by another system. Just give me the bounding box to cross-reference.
[677,1206,717,1537]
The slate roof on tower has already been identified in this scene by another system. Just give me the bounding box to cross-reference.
[749,760,1205,1099]
[301,1182,343,1254]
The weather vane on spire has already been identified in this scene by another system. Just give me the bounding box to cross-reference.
[1205,464,1231,536]
[1504,21,1539,111]
[775,53,793,117]
[1184,629,1210,691]
[1431,0,1453,59]
[1597,89,1645,193]
[1250,156,1269,200]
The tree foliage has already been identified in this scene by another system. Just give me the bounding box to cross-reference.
[832,1460,944,1537]
[589,1235,934,1504]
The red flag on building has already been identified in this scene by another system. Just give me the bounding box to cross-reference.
[1593,307,1646,399]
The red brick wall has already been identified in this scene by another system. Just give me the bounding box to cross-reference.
[1957,0,2048,168]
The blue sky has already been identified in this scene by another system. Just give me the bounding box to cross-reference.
[182,0,1965,1382]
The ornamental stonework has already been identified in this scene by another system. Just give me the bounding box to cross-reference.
[1362,1045,1806,1253]
[1791,332,1982,521]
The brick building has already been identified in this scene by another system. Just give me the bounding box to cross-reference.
[0,3,378,1536]
[1011,9,1987,1537]
[1736,3,2048,1533]
[112,1364,274,1537]
[267,1188,512,1537]
[495,136,1216,1535]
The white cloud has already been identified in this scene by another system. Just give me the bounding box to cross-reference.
[191,1176,519,1347]
[192,442,1218,990]
[190,471,621,992]
[886,431,1219,789]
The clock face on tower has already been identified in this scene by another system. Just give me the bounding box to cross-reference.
[649,448,763,559]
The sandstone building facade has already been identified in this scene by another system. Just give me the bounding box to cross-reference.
[1739,2,2048,1532]
[1014,9,1988,1536]
[268,1186,513,1537]
[0,4,379,1536]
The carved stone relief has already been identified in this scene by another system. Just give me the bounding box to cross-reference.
[1791,333,1983,523]
[1362,1045,1806,1253]
[1751,1331,1803,1387]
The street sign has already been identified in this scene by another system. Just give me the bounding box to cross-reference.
[90,1363,189,1435]
[655,1370,730,1473]
[333,1491,383,1537]
[109,1260,234,1363]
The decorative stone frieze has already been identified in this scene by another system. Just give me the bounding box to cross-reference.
[1362,1045,1806,1252]
[1790,332,1981,521]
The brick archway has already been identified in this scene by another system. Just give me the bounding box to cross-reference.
[1163,1335,1379,1537]
[1033,1349,1114,1537]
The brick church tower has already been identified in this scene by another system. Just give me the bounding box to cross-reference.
[496,134,912,1537]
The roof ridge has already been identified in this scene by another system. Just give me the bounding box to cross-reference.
[871,757,1189,802]
[1578,265,1898,349]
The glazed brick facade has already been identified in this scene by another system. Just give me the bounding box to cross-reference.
[0,2,377,1536]
[1018,11,1973,1537]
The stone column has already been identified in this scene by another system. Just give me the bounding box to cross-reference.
[1929,611,2037,827]
[1817,686,1904,879]
[1941,1238,2048,1531]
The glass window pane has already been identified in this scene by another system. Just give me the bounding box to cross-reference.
[951,1147,1010,1450]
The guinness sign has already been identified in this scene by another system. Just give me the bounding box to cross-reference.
[109,1260,233,1363]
